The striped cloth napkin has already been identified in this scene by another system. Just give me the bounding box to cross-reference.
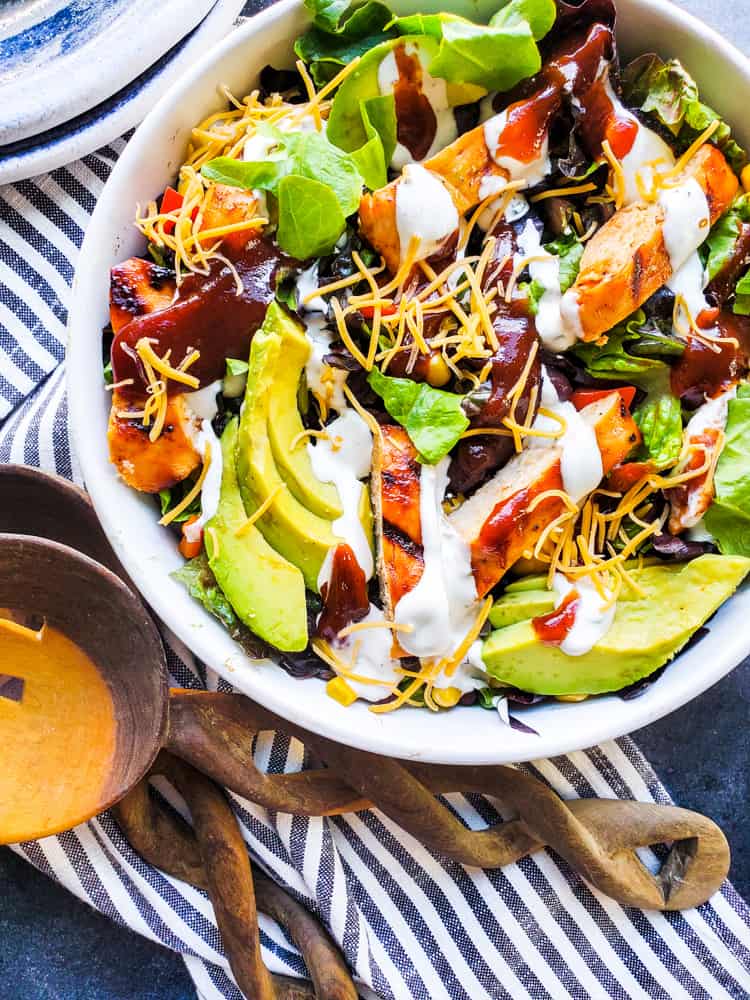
[2,143,750,1000]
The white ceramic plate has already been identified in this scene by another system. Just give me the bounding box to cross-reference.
[0,0,215,146]
[0,0,245,186]
[68,0,750,764]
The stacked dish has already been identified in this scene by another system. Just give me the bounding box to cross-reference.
[0,0,245,183]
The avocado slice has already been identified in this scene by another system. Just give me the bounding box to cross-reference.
[481,555,750,695]
[489,590,556,629]
[237,317,341,591]
[205,420,308,652]
[264,304,343,521]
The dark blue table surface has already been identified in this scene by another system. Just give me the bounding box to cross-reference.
[1,0,748,996]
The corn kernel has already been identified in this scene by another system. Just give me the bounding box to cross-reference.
[432,686,463,708]
[326,676,358,707]
[742,164,750,193]
[555,694,589,703]
[426,354,451,388]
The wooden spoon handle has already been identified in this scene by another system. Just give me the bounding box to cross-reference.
[166,690,729,910]
[113,752,358,1000]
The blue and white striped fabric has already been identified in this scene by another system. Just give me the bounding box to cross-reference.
[2,144,750,1000]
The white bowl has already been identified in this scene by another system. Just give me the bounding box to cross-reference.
[68,0,750,764]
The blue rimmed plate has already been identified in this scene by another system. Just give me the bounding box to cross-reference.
[0,0,245,184]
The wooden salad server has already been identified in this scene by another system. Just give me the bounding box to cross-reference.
[0,464,734,998]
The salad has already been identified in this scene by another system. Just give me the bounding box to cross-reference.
[105,0,750,722]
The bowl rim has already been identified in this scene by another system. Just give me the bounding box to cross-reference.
[68,0,750,764]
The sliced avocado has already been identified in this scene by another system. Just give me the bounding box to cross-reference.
[503,575,549,594]
[481,555,750,696]
[264,304,343,521]
[489,589,555,629]
[237,320,341,591]
[205,420,308,652]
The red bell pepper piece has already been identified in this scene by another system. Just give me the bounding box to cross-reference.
[571,386,637,412]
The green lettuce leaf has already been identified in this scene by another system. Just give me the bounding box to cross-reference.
[158,482,202,525]
[489,0,557,40]
[705,385,750,554]
[571,311,668,382]
[622,54,747,174]
[734,269,750,315]
[172,553,239,630]
[225,358,249,377]
[350,94,397,189]
[544,233,584,293]
[201,157,287,192]
[426,12,550,90]
[633,392,683,469]
[295,0,397,86]
[203,127,363,213]
[704,194,750,282]
[368,367,469,463]
[203,127,364,256]
[277,175,346,258]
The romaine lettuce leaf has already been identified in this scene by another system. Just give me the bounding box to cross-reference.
[351,94,397,189]
[489,0,557,40]
[622,54,747,174]
[705,385,750,555]
[544,233,584,293]
[734,270,750,316]
[172,553,239,630]
[705,194,750,282]
[277,175,346,258]
[295,0,397,86]
[422,3,555,91]
[633,392,683,469]
[368,367,469,463]
[570,311,668,381]
[203,127,364,256]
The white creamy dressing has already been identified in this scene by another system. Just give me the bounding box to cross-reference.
[687,519,716,543]
[332,605,401,702]
[309,409,374,585]
[483,109,552,187]
[552,573,616,657]
[599,71,676,207]
[687,387,735,439]
[183,382,223,542]
[660,177,711,276]
[668,250,712,328]
[377,43,457,169]
[302,315,348,413]
[294,266,348,414]
[242,131,281,217]
[295,261,327,313]
[394,458,480,659]
[530,369,604,503]
[515,219,577,351]
[476,180,530,232]
[395,163,459,264]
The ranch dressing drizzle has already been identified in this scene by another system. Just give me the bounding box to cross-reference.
[294,266,348,414]
[183,382,223,542]
[394,458,479,659]
[332,605,401,702]
[530,369,603,503]
[395,163,459,264]
[515,219,576,352]
[552,573,616,656]
[309,409,374,585]
[378,42,457,169]
[659,177,711,276]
